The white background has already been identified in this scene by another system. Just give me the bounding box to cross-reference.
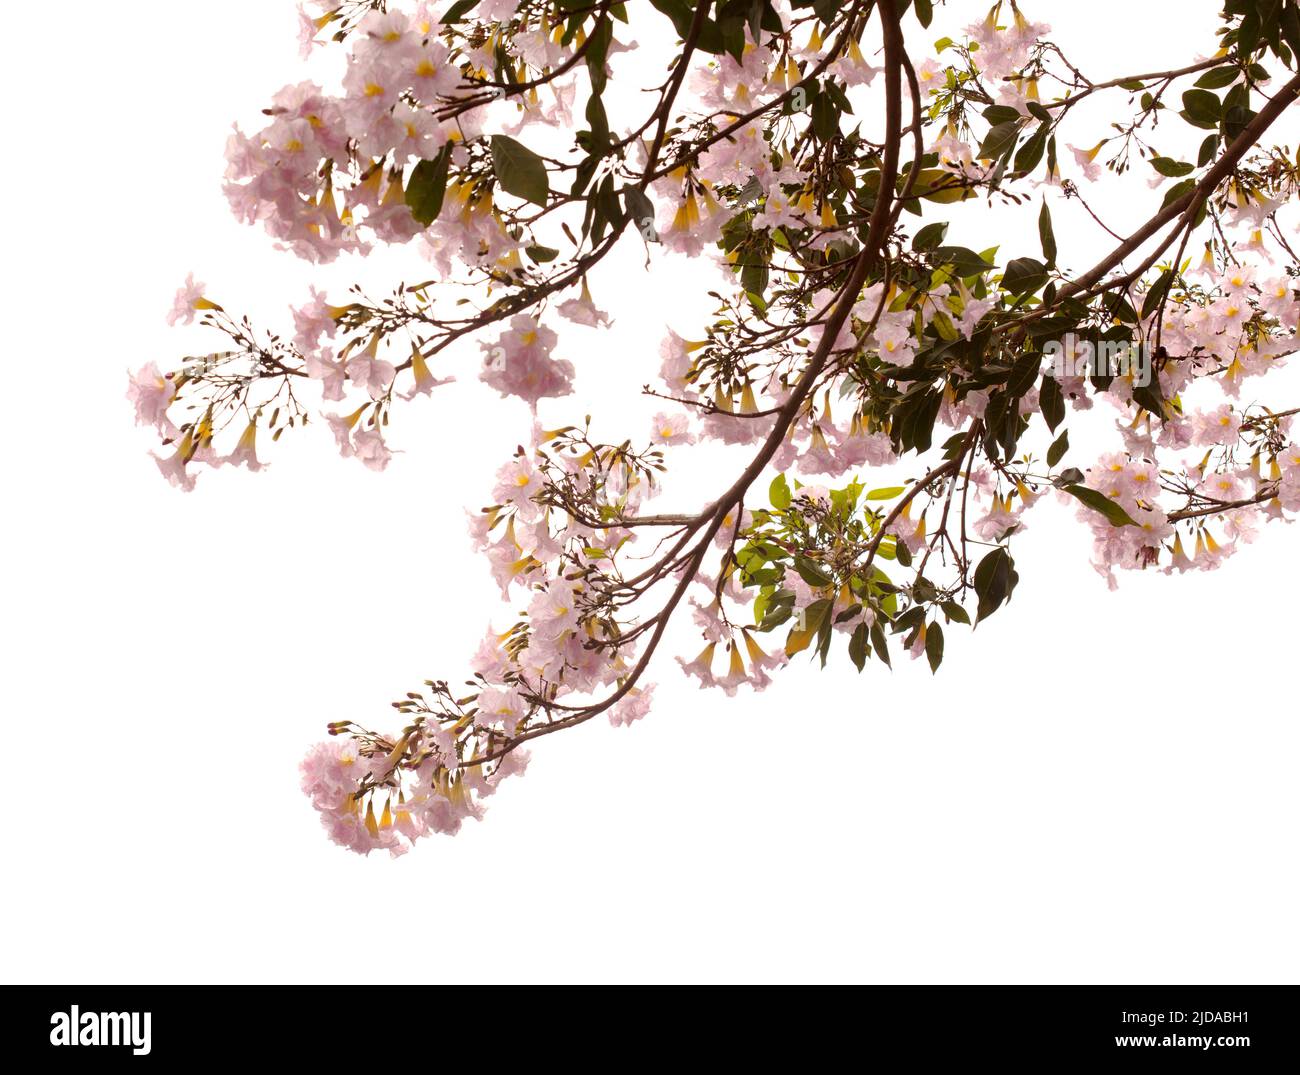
[2,0,1298,983]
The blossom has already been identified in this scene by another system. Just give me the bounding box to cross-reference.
[1190,405,1241,446]
[873,311,917,366]
[127,363,178,437]
[492,456,543,513]
[351,427,393,471]
[650,412,695,446]
[475,686,526,735]
[296,3,330,59]
[480,315,574,408]
[677,642,717,688]
[346,352,397,400]
[833,35,880,87]
[300,737,368,811]
[658,180,729,257]
[609,684,655,728]
[973,492,1022,541]
[305,347,347,401]
[326,410,392,471]
[291,287,344,354]
[225,422,266,472]
[1068,142,1105,182]
[166,274,218,326]
[915,58,945,95]
[557,279,612,328]
[401,349,454,401]
[659,330,700,396]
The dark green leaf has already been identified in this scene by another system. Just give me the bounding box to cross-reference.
[912,221,949,252]
[1063,484,1139,527]
[1003,257,1049,296]
[1150,156,1194,177]
[1040,373,1065,431]
[405,147,453,226]
[1180,88,1222,129]
[491,135,549,207]
[1047,428,1069,467]
[1038,199,1056,267]
[925,621,944,673]
[973,547,1019,625]
[940,600,970,625]
[1194,66,1239,89]
[849,622,869,671]
[978,120,1022,161]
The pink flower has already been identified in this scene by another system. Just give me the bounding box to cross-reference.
[291,287,342,354]
[915,57,945,94]
[1191,404,1241,446]
[127,363,178,437]
[873,311,917,366]
[557,279,612,328]
[677,642,717,688]
[609,684,655,727]
[296,3,329,59]
[480,315,574,408]
[166,273,218,326]
[352,427,392,471]
[327,411,392,471]
[492,456,543,512]
[650,412,695,445]
[659,330,699,396]
[658,183,729,257]
[475,686,526,735]
[1068,143,1104,182]
[300,737,367,811]
[305,347,347,401]
[972,492,1022,541]
[346,353,397,400]
[225,422,266,472]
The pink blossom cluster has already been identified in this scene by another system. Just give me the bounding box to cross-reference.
[300,733,528,857]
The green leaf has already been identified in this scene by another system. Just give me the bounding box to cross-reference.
[769,473,792,510]
[405,148,453,226]
[794,555,833,588]
[912,221,949,252]
[1180,88,1222,129]
[925,621,944,673]
[1160,178,1196,211]
[1150,156,1194,177]
[491,135,549,207]
[1047,429,1069,467]
[978,120,1022,161]
[1063,484,1139,527]
[1040,373,1065,431]
[1002,257,1049,297]
[973,547,1019,625]
[870,620,891,667]
[915,0,934,28]
[622,185,658,242]
[525,245,559,263]
[940,600,970,625]
[1194,66,1238,89]
[1038,200,1057,267]
[932,246,996,278]
[1141,268,1175,320]
[440,1,480,22]
[1014,121,1050,174]
[866,486,905,501]
[849,621,869,672]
